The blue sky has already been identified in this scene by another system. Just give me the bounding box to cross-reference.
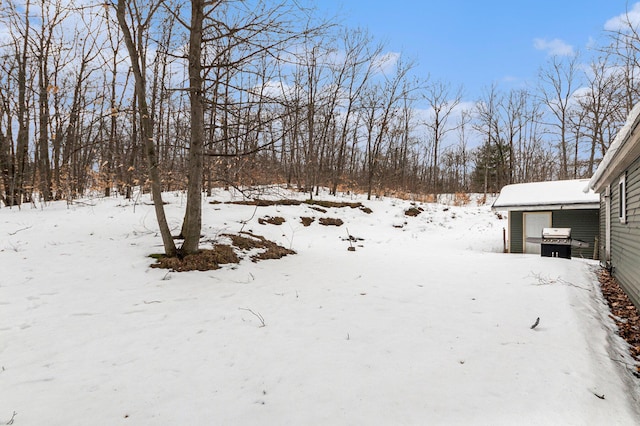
[316,1,638,101]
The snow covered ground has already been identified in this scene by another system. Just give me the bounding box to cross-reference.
[1,188,639,425]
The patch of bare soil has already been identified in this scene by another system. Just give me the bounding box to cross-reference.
[309,206,327,213]
[150,233,295,271]
[151,245,239,272]
[319,217,344,226]
[220,199,302,207]
[404,206,424,217]
[224,232,296,261]
[597,268,640,374]
[258,216,285,225]
[304,200,367,210]
[300,217,315,226]
[216,198,373,214]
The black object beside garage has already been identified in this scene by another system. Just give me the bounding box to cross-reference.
[526,228,590,259]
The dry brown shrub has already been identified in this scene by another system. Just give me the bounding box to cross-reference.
[384,190,436,203]
[319,217,344,226]
[453,193,471,206]
[336,184,355,193]
[423,193,437,203]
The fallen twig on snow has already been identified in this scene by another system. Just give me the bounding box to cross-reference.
[8,225,32,236]
[529,272,591,291]
[6,411,17,425]
[239,307,266,327]
[530,317,540,329]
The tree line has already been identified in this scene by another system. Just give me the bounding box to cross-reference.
[1,1,639,211]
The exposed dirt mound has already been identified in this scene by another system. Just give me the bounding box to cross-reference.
[404,207,423,217]
[150,233,295,271]
[219,199,302,207]
[300,217,315,226]
[224,232,296,261]
[151,245,239,272]
[309,206,327,213]
[258,216,285,225]
[319,217,344,226]
[216,198,372,214]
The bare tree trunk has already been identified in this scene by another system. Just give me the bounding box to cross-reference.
[15,0,32,206]
[116,0,176,257]
[37,50,52,201]
[180,0,205,255]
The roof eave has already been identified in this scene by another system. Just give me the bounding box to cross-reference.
[491,202,600,212]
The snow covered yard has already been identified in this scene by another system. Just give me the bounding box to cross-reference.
[1,189,639,425]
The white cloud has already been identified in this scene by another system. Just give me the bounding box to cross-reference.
[604,2,640,31]
[533,38,575,56]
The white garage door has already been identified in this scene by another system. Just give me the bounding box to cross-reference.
[523,212,552,254]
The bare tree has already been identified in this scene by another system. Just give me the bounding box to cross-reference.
[575,56,625,175]
[423,79,462,192]
[115,0,177,257]
[538,54,581,180]
[328,28,382,195]
[363,58,416,200]
[500,88,533,185]
[474,84,502,196]
[603,6,640,113]
[8,0,32,206]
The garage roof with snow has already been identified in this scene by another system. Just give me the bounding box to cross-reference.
[492,179,600,211]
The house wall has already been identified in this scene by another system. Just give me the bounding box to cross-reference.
[552,209,599,259]
[599,196,606,262]
[509,211,523,253]
[508,209,599,258]
[607,154,640,308]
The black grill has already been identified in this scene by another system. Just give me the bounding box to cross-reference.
[525,228,589,259]
[541,228,572,258]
